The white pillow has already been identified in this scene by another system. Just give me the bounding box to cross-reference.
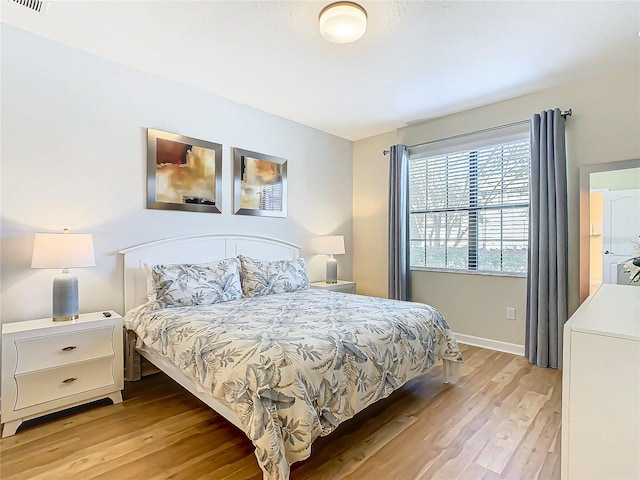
[149,258,243,308]
[142,262,156,301]
[238,255,310,298]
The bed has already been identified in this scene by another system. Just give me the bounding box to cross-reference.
[119,234,463,480]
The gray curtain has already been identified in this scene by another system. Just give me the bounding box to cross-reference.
[388,144,410,300]
[526,109,568,369]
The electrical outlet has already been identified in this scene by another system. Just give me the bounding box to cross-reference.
[506,307,516,320]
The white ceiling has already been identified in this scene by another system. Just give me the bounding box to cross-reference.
[2,0,639,141]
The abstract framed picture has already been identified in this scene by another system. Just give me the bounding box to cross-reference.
[146,128,222,213]
[233,148,287,217]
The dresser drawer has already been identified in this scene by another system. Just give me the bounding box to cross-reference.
[14,326,115,375]
[14,356,116,410]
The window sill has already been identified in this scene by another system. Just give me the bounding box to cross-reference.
[410,267,527,279]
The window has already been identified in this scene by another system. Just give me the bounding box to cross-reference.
[409,129,530,275]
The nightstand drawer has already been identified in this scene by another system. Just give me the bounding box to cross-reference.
[14,326,115,374]
[310,280,356,294]
[329,284,356,294]
[14,356,116,410]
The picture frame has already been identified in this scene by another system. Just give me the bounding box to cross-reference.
[233,147,287,217]
[147,128,223,213]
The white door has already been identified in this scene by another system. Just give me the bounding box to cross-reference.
[602,189,640,285]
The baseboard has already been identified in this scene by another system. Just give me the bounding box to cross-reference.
[454,333,525,356]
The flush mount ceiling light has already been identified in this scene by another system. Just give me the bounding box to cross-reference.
[319,2,367,44]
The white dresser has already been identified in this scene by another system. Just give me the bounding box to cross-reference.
[561,284,640,479]
[1,311,124,438]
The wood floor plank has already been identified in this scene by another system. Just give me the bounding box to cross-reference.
[297,412,418,480]
[0,345,562,480]
[499,402,559,479]
[459,461,499,480]
[357,354,528,479]
[13,410,217,480]
[475,389,549,474]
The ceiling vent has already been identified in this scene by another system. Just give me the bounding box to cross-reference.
[10,0,48,13]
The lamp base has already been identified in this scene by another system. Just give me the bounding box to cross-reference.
[326,255,338,284]
[53,314,80,322]
[52,271,79,322]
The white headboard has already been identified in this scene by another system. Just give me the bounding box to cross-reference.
[119,234,302,313]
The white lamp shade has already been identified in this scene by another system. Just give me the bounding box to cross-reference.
[315,235,346,255]
[319,2,367,44]
[31,233,96,269]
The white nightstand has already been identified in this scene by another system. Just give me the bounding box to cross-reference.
[310,280,356,294]
[1,311,124,438]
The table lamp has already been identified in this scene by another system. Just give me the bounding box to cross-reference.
[31,229,95,321]
[316,235,345,284]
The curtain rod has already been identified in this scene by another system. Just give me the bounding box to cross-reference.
[382,108,572,155]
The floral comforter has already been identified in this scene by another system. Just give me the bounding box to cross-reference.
[124,289,463,479]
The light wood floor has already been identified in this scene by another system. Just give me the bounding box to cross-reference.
[0,344,562,480]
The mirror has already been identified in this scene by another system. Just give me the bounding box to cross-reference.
[580,158,640,302]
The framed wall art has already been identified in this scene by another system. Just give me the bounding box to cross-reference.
[233,147,287,217]
[147,128,223,213]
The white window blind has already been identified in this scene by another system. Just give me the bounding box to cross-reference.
[260,183,283,211]
[409,132,530,275]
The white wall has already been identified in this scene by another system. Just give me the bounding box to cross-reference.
[590,167,640,191]
[353,65,640,346]
[0,25,353,323]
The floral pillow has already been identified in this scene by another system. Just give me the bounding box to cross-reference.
[150,258,243,308]
[238,255,310,298]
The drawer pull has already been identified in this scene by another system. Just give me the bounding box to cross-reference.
[62,346,77,352]
[62,377,78,384]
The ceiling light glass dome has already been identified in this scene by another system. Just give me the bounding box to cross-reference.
[319,2,367,44]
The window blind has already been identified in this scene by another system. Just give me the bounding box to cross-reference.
[260,183,283,211]
[409,135,530,275]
